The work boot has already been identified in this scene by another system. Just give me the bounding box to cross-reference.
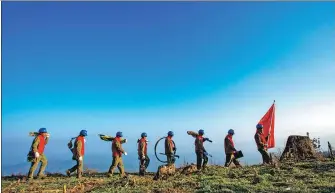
[66,170,71,177]
[121,174,128,178]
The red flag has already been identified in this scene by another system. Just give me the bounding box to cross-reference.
[257,101,275,149]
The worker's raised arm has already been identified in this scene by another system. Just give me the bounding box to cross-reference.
[121,138,127,144]
[45,135,50,145]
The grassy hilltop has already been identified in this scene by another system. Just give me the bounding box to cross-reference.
[2,161,335,193]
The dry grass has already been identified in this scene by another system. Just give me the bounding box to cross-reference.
[2,160,335,193]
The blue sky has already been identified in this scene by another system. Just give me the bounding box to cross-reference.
[1,2,335,173]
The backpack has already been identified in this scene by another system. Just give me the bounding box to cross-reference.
[68,137,76,160]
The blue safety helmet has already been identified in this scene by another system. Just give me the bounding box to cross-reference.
[228,129,235,135]
[80,130,88,136]
[39,128,47,133]
[198,129,205,135]
[116,131,123,137]
[167,131,174,136]
[141,132,147,138]
[256,124,264,130]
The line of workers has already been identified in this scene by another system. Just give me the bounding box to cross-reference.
[26,124,271,180]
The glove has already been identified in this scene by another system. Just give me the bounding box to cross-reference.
[173,147,177,151]
[35,152,40,158]
[142,156,146,160]
[79,156,83,161]
[204,152,208,156]
[46,133,50,138]
[124,152,128,156]
[124,139,128,143]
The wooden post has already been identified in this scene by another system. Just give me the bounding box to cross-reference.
[63,184,66,193]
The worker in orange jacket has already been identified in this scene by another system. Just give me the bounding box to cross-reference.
[138,132,150,175]
[224,129,241,167]
[108,131,127,177]
[194,129,212,170]
[27,128,50,180]
[66,130,87,178]
[165,131,176,165]
[254,124,271,164]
